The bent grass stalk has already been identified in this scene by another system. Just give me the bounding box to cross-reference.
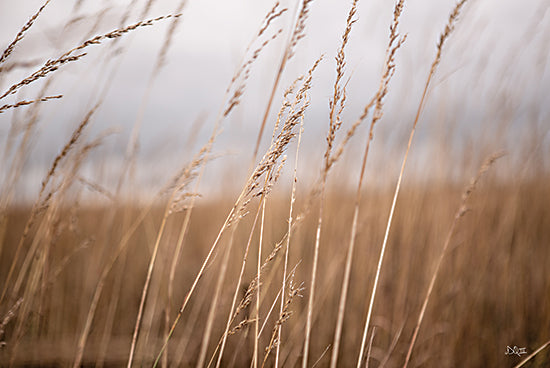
[152,9,288,366]
[0,14,180,101]
[163,17,281,355]
[153,57,319,367]
[330,1,405,366]
[2,105,98,307]
[126,199,172,368]
[213,73,303,368]
[303,2,356,366]
[74,203,158,368]
[209,214,300,368]
[209,201,263,368]
[403,153,503,368]
[513,339,550,368]
[196,228,236,368]
[0,12,177,311]
[10,131,105,366]
[126,134,212,368]
[275,112,305,367]
[254,189,268,368]
[252,0,314,163]
[165,170,203,362]
[0,95,63,114]
[130,6,186,362]
[74,142,208,368]
[0,0,52,66]
[200,152,283,367]
[357,0,470,366]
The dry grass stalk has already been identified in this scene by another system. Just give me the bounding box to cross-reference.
[0,298,23,348]
[513,339,550,368]
[0,79,59,269]
[247,57,321,199]
[0,0,52,66]
[332,0,406,365]
[365,326,376,368]
[225,30,283,117]
[154,56,321,368]
[206,158,282,368]
[74,136,210,368]
[73,207,153,368]
[207,40,304,368]
[196,233,235,368]
[357,1,470,366]
[144,9,286,360]
[207,75,309,368]
[224,2,287,119]
[257,280,283,339]
[402,153,503,367]
[7,128,105,365]
[0,54,86,101]
[1,78,55,198]
[159,8,286,361]
[0,59,41,74]
[121,1,188,200]
[311,345,331,368]
[254,185,269,368]
[324,1,357,168]
[95,251,127,368]
[0,14,180,101]
[253,151,286,367]
[237,233,288,327]
[228,2,286,91]
[0,94,62,114]
[116,0,185,181]
[41,107,99,195]
[262,270,304,367]
[213,260,292,367]
[259,2,287,37]
[213,64,315,368]
[378,320,406,366]
[254,70,307,368]
[252,0,314,161]
[0,1,544,366]
[210,202,264,368]
[213,229,289,365]
[60,14,180,59]
[171,276,218,366]
[139,0,157,19]
[275,107,305,368]
[287,0,315,60]
[196,200,290,368]
[0,105,98,307]
[0,237,89,351]
[152,0,188,73]
[127,141,213,368]
[76,176,115,202]
[303,2,357,366]
[228,318,257,336]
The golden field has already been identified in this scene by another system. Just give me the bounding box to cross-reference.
[1,0,549,367]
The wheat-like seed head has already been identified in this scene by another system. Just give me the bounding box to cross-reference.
[0,95,62,114]
[0,14,180,101]
[0,0,52,66]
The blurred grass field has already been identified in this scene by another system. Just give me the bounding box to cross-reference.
[2,179,550,366]
[1,0,549,367]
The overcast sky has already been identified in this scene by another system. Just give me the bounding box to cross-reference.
[1,0,549,198]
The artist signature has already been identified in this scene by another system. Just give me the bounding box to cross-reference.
[505,346,527,357]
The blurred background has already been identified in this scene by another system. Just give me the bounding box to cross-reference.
[1,0,548,201]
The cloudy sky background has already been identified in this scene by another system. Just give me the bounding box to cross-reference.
[1,0,549,200]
